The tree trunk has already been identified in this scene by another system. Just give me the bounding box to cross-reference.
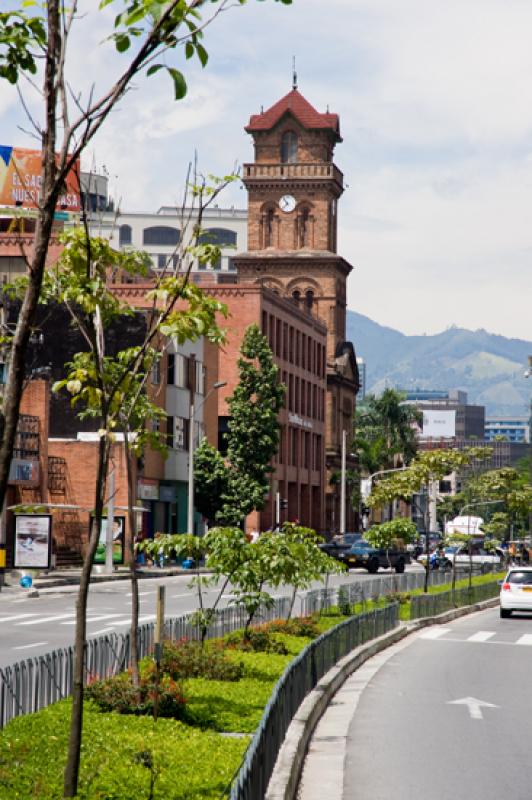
[124,430,140,690]
[287,585,297,620]
[63,436,109,798]
[0,1,61,514]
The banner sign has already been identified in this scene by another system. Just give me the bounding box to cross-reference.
[93,515,125,565]
[0,145,81,211]
[14,514,52,569]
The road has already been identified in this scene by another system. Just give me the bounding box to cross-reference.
[299,606,532,800]
[0,567,419,668]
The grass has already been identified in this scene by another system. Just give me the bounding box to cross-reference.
[0,575,502,799]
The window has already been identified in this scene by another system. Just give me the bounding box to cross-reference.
[298,207,310,248]
[195,361,205,395]
[281,131,298,163]
[305,290,314,312]
[151,359,160,385]
[166,415,174,450]
[227,257,237,271]
[167,353,174,385]
[198,228,237,247]
[119,224,132,246]
[143,226,180,246]
[265,208,275,248]
[157,254,167,270]
[292,290,301,306]
[170,353,188,388]
[174,417,189,450]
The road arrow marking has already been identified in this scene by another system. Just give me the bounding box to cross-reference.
[447,696,499,720]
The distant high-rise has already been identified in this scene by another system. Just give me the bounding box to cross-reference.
[356,357,366,399]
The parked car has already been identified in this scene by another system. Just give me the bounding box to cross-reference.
[319,532,362,560]
[338,540,410,574]
[500,567,532,617]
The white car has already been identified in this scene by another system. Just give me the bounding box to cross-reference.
[500,567,532,618]
[444,544,501,571]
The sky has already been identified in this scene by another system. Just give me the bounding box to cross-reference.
[2,0,532,341]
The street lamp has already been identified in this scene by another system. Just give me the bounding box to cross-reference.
[187,380,227,535]
[524,356,532,531]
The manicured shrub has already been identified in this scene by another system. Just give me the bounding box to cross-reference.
[225,628,288,654]
[86,670,186,718]
[263,616,321,638]
[337,586,352,616]
[160,639,244,681]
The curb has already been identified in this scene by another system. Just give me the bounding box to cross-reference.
[265,596,499,800]
[3,566,213,591]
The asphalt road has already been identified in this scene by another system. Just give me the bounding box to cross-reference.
[0,568,419,668]
[342,607,532,800]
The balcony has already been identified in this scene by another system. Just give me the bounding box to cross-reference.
[243,162,343,189]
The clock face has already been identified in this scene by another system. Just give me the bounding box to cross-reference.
[279,194,296,213]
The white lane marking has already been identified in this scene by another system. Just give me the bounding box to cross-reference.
[126,592,153,597]
[447,696,499,720]
[91,628,114,636]
[17,613,75,626]
[12,641,48,651]
[516,634,532,646]
[467,631,496,643]
[0,613,39,623]
[111,614,155,626]
[61,614,124,625]
[171,593,193,598]
[419,628,451,640]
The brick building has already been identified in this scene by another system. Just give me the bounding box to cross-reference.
[234,85,359,531]
[202,284,328,533]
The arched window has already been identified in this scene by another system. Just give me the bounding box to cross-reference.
[281,131,298,164]
[119,224,132,246]
[143,226,180,246]
[292,289,301,305]
[198,228,237,247]
[305,290,314,312]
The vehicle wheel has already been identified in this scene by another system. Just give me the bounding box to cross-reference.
[500,608,512,619]
[367,558,379,574]
[395,558,405,574]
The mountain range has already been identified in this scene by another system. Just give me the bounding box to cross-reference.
[346,310,532,417]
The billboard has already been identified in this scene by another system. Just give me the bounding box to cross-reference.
[13,514,52,569]
[420,409,456,438]
[0,145,80,212]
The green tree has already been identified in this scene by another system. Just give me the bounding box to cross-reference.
[38,228,225,797]
[354,389,423,476]
[194,324,286,525]
[0,1,292,645]
[367,447,493,592]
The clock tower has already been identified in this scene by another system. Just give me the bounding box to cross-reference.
[235,85,359,531]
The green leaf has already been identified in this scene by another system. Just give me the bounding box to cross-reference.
[196,43,208,67]
[167,67,187,100]
[146,63,164,77]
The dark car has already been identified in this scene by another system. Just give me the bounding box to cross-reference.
[320,533,362,560]
[338,540,410,574]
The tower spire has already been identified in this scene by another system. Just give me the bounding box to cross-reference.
[292,56,297,90]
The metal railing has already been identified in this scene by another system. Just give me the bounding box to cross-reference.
[0,597,291,730]
[410,580,500,619]
[228,604,398,800]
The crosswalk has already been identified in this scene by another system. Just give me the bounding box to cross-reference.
[419,627,532,647]
[0,610,155,631]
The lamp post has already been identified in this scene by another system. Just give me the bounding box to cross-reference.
[524,356,532,533]
[187,380,227,535]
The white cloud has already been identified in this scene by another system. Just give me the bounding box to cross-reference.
[2,0,532,339]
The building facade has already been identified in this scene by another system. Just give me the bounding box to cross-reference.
[234,86,359,532]
[485,416,530,443]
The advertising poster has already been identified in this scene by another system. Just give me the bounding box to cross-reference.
[420,410,456,439]
[93,516,125,565]
[0,145,81,211]
[14,515,52,569]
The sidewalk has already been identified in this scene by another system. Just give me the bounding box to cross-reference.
[0,563,208,592]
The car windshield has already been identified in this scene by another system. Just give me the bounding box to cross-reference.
[507,571,532,585]
[354,541,372,550]
[344,533,361,544]
[445,547,459,554]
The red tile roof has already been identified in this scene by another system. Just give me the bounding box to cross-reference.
[246,89,341,140]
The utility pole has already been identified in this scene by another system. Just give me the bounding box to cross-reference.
[340,429,347,535]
